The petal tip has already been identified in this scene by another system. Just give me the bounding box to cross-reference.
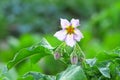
[71,18,80,27]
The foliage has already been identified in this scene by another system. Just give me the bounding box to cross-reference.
[3,38,120,80]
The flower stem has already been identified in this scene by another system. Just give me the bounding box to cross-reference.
[75,43,87,68]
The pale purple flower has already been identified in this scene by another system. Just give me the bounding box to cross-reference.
[54,18,84,47]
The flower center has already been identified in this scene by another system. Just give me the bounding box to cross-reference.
[66,26,75,34]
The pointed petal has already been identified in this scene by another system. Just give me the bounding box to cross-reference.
[65,34,76,47]
[74,29,84,41]
[54,30,67,41]
[60,18,70,29]
[71,18,80,27]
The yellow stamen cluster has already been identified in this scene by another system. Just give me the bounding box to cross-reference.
[66,26,75,34]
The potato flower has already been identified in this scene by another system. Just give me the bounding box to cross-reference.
[54,18,84,47]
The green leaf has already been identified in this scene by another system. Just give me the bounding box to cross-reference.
[111,47,120,57]
[97,61,111,78]
[96,48,120,61]
[104,48,120,58]
[0,63,18,80]
[7,38,53,70]
[23,71,55,80]
[56,65,87,80]
[112,66,120,80]
[86,58,97,67]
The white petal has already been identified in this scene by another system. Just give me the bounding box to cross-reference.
[54,30,67,41]
[65,34,76,47]
[74,29,84,41]
[60,18,70,29]
[71,18,80,27]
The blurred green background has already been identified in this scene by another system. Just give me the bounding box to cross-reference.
[0,0,120,79]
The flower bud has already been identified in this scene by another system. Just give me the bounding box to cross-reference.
[70,55,78,65]
[54,52,61,60]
